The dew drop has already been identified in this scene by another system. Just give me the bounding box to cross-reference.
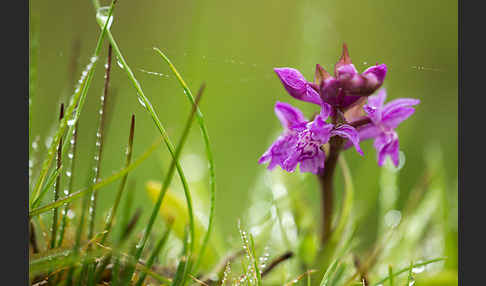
[96,7,113,29]
[412,264,425,274]
[384,209,401,228]
[138,96,147,109]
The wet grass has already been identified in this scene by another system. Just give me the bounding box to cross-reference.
[28,1,457,285]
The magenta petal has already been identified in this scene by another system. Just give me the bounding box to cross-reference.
[374,132,399,166]
[282,149,300,173]
[377,138,400,166]
[319,102,333,119]
[363,64,387,84]
[274,101,307,129]
[356,124,381,141]
[335,64,358,80]
[299,150,326,174]
[259,133,298,170]
[364,88,387,123]
[331,124,363,155]
[382,98,420,112]
[274,68,322,105]
[342,124,381,150]
[382,107,416,129]
[309,115,333,142]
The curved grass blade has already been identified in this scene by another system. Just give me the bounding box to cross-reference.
[122,85,205,283]
[372,258,446,286]
[30,0,114,209]
[29,138,161,218]
[91,2,196,265]
[154,47,217,272]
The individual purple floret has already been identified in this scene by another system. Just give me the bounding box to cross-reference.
[259,102,362,174]
[274,44,387,110]
[347,89,420,166]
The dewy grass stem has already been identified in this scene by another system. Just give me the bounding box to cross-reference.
[154,47,216,273]
[87,43,113,242]
[50,104,64,249]
[30,0,115,209]
[90,1,199,279]
[29,139,161,218]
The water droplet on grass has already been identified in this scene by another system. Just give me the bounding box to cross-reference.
[412,264,425,274]
[96,7,114,29]
[138,96,147,109]
[384,209,401,228]
[117,59,123,69]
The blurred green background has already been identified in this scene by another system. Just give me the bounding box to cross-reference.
[30,0,457,254]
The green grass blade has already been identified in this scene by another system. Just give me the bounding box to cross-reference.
[86,43,113,242]
[319,260,340,286]
[92,115,136,284]
[31,167,61,209]
[120,84,204,283]
[57,121,79,247]
[372,258,446,286]
[29,0,114,209]
[250,234,262,286]
[90,7,197,276]
[29,139,161,218]
[134,222,173,286]
[406,261,414,286]
[388,265,393,286]
[50,104,64,249]
[101,114,135,243]
[154,47,217,272]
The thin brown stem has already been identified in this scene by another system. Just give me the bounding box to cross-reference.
[317,107,345,245]
[30,221,39,254]
[318,136,343,244]
[349,117,371,128]
[261,251,294,277]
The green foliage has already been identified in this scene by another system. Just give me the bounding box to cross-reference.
[28,1,457,285]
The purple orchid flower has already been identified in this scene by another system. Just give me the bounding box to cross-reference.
[259,102,362,174]
[345,89,420,166]
[274,44,387,110]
